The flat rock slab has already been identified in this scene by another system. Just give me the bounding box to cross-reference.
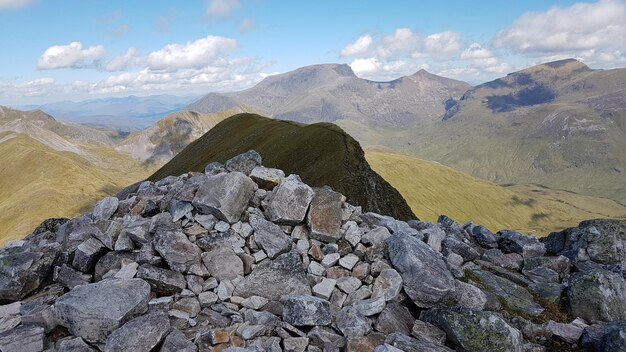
[307,187,343,243]
[104,311,170,352]
[470,269,544,317]
[54,278,150,343]
[0,246,59,302]
[192,172,257,223]
[249,214,292,259]
[201,247,244,281]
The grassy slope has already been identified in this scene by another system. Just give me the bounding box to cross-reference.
[150,113,416,221]
[366,150,626,235]
[0,133,151,244]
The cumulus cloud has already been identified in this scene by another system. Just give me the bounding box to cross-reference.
[423,31,462,56]
[207,0,239,17]
[341,35,373,57]
[146,35,237,71]
[37,42,105,70]
[106,48,140,72]
[0,0,31,10]
[459,43,513,75]
[348,57,425,81]
[494,0,626,65]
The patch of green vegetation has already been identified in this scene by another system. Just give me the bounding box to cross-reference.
[150,113,416,221]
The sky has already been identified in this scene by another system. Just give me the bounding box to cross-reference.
[0,0,625,104]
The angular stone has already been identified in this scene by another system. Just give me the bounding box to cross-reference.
[339,254,359,270]
[472,226,498,248]
[172,298,201,318]
[249,166,284,191]
[0,246,60,302]
[354,297,386,316]
[20,304,58,333]
[204,162,227,175]
[137,264,186,295]
[522,255,570,283]
[312,278,336,300]
[421,307,524,352]
[217,280,235,301]
[283,295,332,326]
[528,282,564,305]
[192,172,257,223]
[547,320,584,344]
[114,231,135,251]
[0,302,20,318]
[453,280,487,311]
[321,253,340,268]
[225,150,262,175]
[372,268,403,302]
[336,306,371,337]
[198,291,219,308]
[307,187,343,243]
[114,260,138,279]
[388,232,456,308]
[72,237,107,273]
[0,325,46,352]
[57,264,92,289]
[385,333,454,352]
[241,295,269,310]
[170,200,193,222]
[442,237,480,262]
[423,225,446,252]
[196,328,230,347]
[236,324,267,340]
[345,285,372,307]
[93,197,119,220]
[361,226,391,246]
[202,247,244,281]
[196,229,245,252]
[153,227,202,274]
[308,261,325,276]
[265,175,314,225]
[498,230,546,258]
[375,302,414,335]
[104,311,170,352]
[470,269,544,316]
[567,269,626,321]
[352,262,370,280]
[57,337,97,352]
[482,249,523,270]
[283,337,309,352]
[160,329,198,352]
[336,276,362,294]
[411,320,447,345]
[347,333,386,352]
[249,214,292,259]
[54,278,150,342]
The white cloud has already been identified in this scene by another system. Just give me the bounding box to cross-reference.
[348,57,422,81]
[423,31,462,56]
[341,35,373,57]
[146,35,237,71]
[0,0,31,10]
[106,48,140,72]
[15,77,56,97]
[494,0,626,65]
[461,43,493,59]
[207,0,240,17]
[37,42,106,70]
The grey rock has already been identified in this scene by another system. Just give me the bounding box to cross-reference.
[225,150,262,175]
[201,247,243,281]
[482,249,523,270]
[170,200,193,222]
[93,197,119,220]
[57,337,97,352]
[567,269,626,321]
[338,253,359,270]
[0,246,60,302]
[307,187,343,243]
[362,226,391,246]
[113,260,138,279]
[546,320,584,344]
[249,166,284,191]
[137,264,186,295]
[498,230,546,258]
[345,285,373,306]
[114,231,134,251]
[421,307,524,352]
[308,261,325,276]
[72,237,107,273]
[321,252,340,268]
[528,282,564,305]
[336,306,371,337]
[249,214,292,259]
[453,280,487,311]
[21,304,58,332]
[57,264,92,289]
[354,297,386,316]
[153,227,202,274]
[442,237,480,262]
[283,337,309,352]
[241,295,269,310]
[196,229,245,252]
[236,324,267,340]
[388,232,456,308]
[0,325,46,352]
[217,280,235,301]
[581,321,626,352]
[192,172,257,223]
[204,161,227,175]
[423,225,446,252]
[214,220,230,232]
[372,268,403,301]
[385,333,454,352]
[198,291,219,307]
[172,297,201,318]
[472,226,498,248]
[54,278,150,342]
[265,174,314,225]
[0,302,20,318]
[411,320,447,345]
[104,311,170,352]
[469,269,544,316]
[336,276,362,294]
[375,302,414,335]
[283,295,332,326]
[312,278,336,300]
[160,329,198,352]
[522,255,570,283]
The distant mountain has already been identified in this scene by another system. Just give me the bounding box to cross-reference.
[385,59,626,204]
[150,113,417,220]
[188,64,470,128]
[19,94,199,131]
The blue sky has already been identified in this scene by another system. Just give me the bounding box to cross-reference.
[0,0,624,104]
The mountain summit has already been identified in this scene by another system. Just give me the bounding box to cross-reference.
[187,63,470,128]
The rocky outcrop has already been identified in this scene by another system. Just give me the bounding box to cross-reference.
[1,150,625,351]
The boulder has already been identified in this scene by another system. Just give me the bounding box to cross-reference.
[249,214,292,259]
[57,337,97,352]
[249,166,284,190]
[567,269,626,321]
[201,247,244,281]
[104,311,170,352]
[153,227,203,274]
[375,302,414,335]
[265,175,314,225]
[411,320,447,345]
[225,150,262,175]
[72,238,107,273]
[137,264,186,295]
[384,333,454,352]
[0,246,59,302]
[54,278,150,342]
[387,232,456,308]
[469,269,544,316]
[372,268,403,301]
[307,187,343,243]
[160,329,198,352]
[336,306,372,337]
[93,197,119,220]
[234,251,311,300]
[0,325,46,352]
[498,230,545,258]
[192,172,257,223]
[472,226,498,248]
[283,295,332,326]
[421,307,524,352]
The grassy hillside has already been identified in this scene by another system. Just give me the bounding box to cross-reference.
[150,113,416,221]
[0,133,151,245]
[366,150,626,235]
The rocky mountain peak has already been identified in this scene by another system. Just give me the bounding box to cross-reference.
[1,150,625,351]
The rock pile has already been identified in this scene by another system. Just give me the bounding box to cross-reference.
[0,150,625,352]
